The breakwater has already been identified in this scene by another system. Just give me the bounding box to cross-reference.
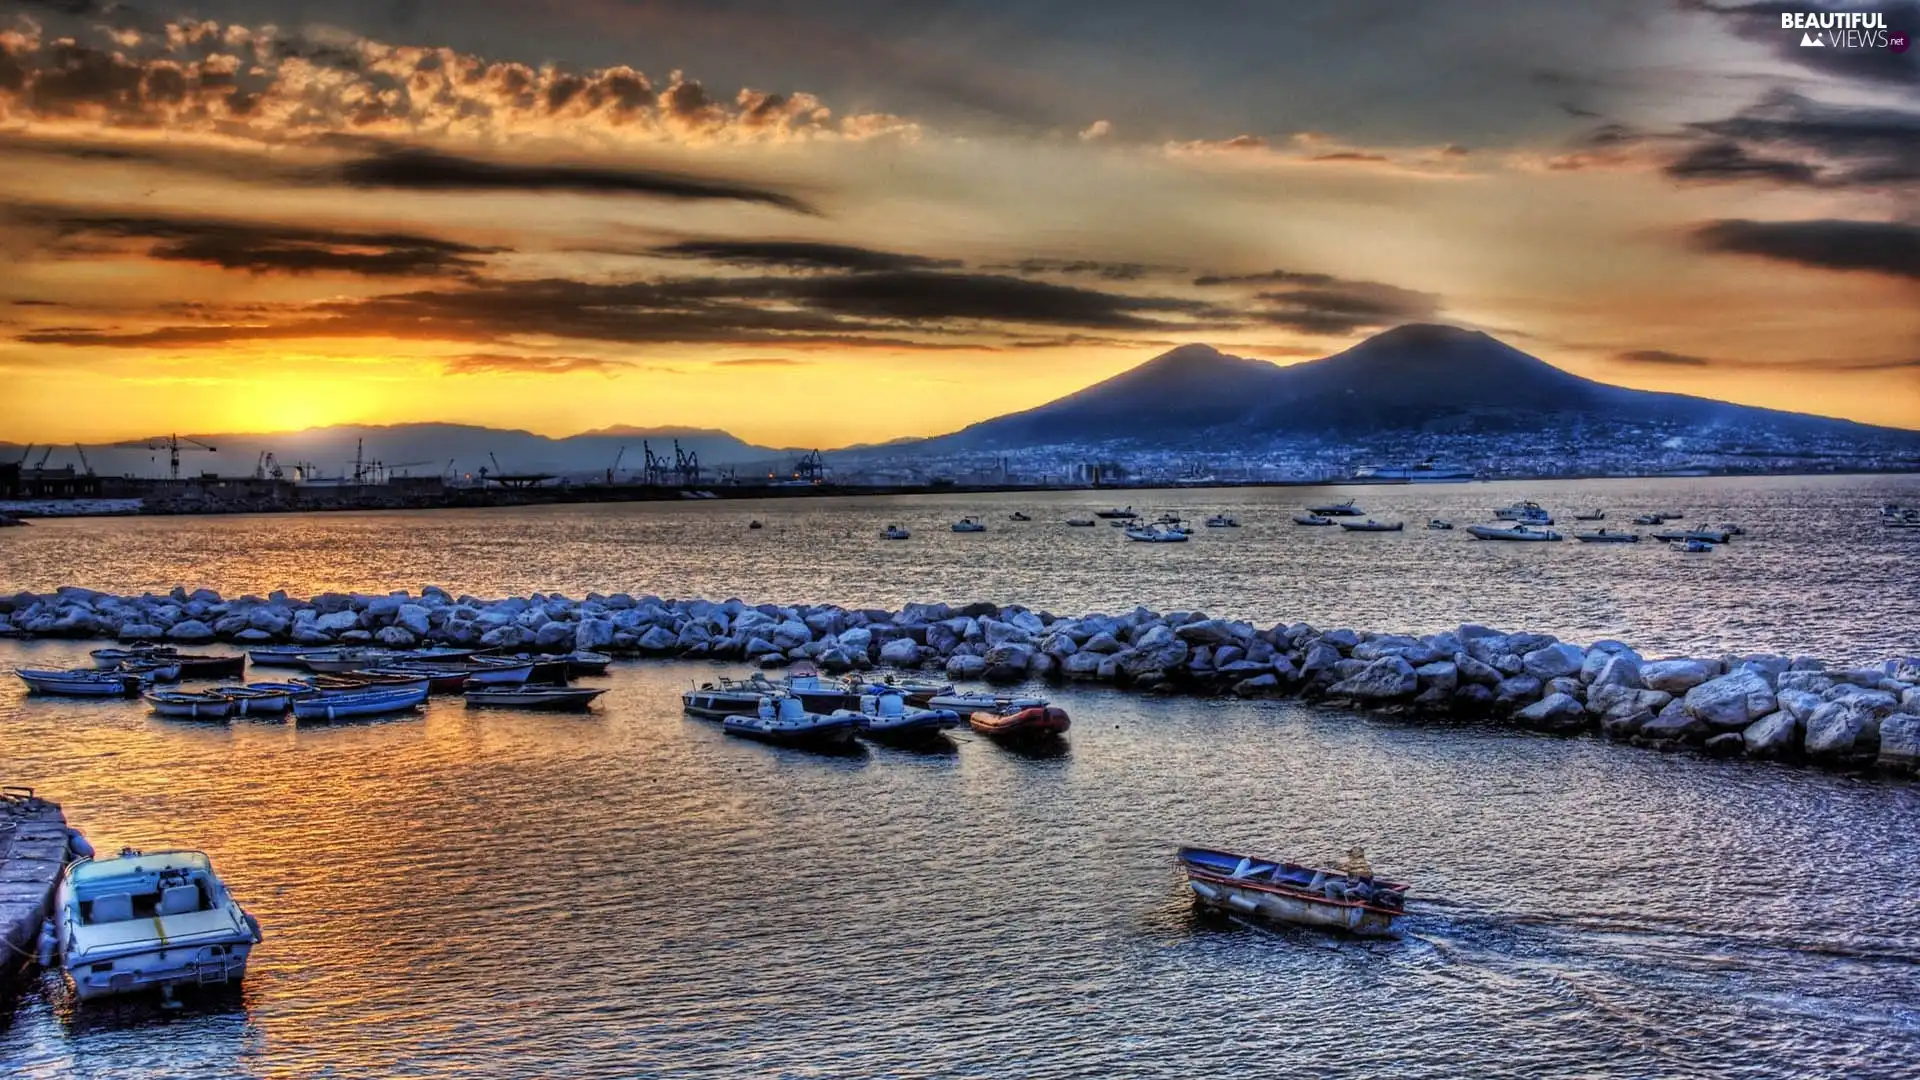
[0,790,67,993]
[4,585,1917,776]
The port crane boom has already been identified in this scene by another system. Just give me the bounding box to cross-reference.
[115,434,217,480]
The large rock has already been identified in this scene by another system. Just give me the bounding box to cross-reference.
[1453,652,1502,687]
[1080,631,1123,655]
[1300,642,1343,677]
[1588,654,1643,691]
[396,604,433,638]
[1596,689,1672,738]
[1640,659,1719,694]
[1175,619,1247,646]
[1683,670,1778,731]
[1233,673,1281,696]
[315,610,360,634]
[945,654,988,680]
[1517,692,1588,733]
[1804,701,1871,762]
[1119,626,1189,679]
[480,625,528,649]
[879,637,922,667]
[1522,643,1586,681]
[1878,715,1920,774]
[574,617,615,652]
[1580,642,1641,683]
[637,626,677,653]
[1061,651,1106,680]
[772,620,812,651]
[247,606,293,635]
[1741,711,1799,759]
[531,621,574,651]
[1493,675,1544,711]
[164,619,215,643]
[375,625,418,649]
[1414,661,1458,696]
[1775,670,1835,695]
[1328,656,1419,701]
[1639,701,1706,745]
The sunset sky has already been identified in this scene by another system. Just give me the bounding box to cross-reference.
[0,0,1915,446]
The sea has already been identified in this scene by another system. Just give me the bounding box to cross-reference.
[2,476,1918,1078]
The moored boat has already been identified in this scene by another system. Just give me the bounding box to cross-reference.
[855,673,954,707]
[117,658,183,682]
[1426,519,1453,530]
[309,672,432,695]
[482,653,572,683]
[1009,511,1032,521]
[839,691,962,743]
[1573,509,1606,521]
[359,665,471,693]
[1466,523,1562,541]
[1176,845,1408,939]
[1494,501,1553,525]
[143,690,235,720]
[464,686,607,710]
[777,664,864,712]
[927,691,1049,713]
[1652,529,1729,544]
[1094,507,1138,519]
[1339,519,1403,532]
[245,646,311,667]
[1292,514,1333,526]
[290,684,427,720]
[57,847,263,1000]
[1204,514,1239,528]
[1304,499,1363,517]
[882,524,911,540]
[1681,538,1714,553]
[969,704,1071,742]
[565,650,613,676]
[90,645,177,670]
[1125,524,1190,542]
[1574,529,1639,543]
[210,684,300,715]
[296,647,398,673]
[951,517,986,533]
[460,657,537,685]
[723,695,860,747]
[682,677,768,719]
[16,668,142,697]
[169,654,247,680]
[1065,518,1096,527]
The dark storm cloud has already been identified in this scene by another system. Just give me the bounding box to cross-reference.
[333,149,818,214]
[1683,1,1919,86]
[1613,348,1920,371]
[6,204,501,278]
[1251,280,1442,335]
[1664,141,1822,184]
[649,240,957,272]
[1684,91,1920,188]
[1692,219,1920,279]
[704,270,1225,328]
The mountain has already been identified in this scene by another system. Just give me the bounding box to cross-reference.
[4,423,790,481]
[921,325,1920,451]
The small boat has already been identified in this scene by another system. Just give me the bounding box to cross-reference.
[460,657,537,685]
[723,695,860,747]
[1681,538,1714,553]
[1466,523,1562,541]
[1009,512,1032,522]
[1633,513,1666,525]
[1494,501,1553,525]
[1304,499,1363,516]
[290,684,427,721]
[56,847,263,1000]
[303,672,433,695]
[748,520,763,530]
[370,647,477,666]
[16,668,142,697]
[565,650,613,676]
[464,686,607,710]
[483,653,571,683]
[143,690,235,720]
[118,658,183,683]
[856,673,954,707]
[168,654,247,680]
[1338,519,1403,532]
[359,665,471,693]
[969,704,1071,742]
[1884,503,1906,518]
[89,645,177,670]
[1292,514,1334,526]
[882,524,911,540]
[927,692,1050,713]
[1574,529,1640,543]
[1573,510,1606,521]
[1204,514,1239,528]
[682,678,769,719]
[1094,507,1138,519]
[245,646,312,668]
[841,692,962,743]
[1887,517,1920,529]
[1652,529,1729,544]
[296,647,400,673]
[1109,519,1127,527]
[1719,523,1747,536]
[951,517,986,533]
[210,684,299,715]
[1065,518,1096,527]
[1176,846,1408,939]
[778,665,865,713]
[1125,524,1189,542]
[1426,519,1453,530]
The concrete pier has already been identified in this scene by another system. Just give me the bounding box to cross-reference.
[1,789,68,992]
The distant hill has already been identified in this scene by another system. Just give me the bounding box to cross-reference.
[918,325,1920,451]
[3,423,791,481]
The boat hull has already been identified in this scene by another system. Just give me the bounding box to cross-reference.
[682,691,764,718]
[290,685,427,720]
[67,939,257,1001]
[723,714,860,747]
[17,670,140,697]
[1178,846,1407,939]
[245,647,311,667]
[970,706,1071,741]
[144,692,235,719]
[464,688,606,710]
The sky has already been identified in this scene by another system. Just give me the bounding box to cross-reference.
[0,0,1915,447]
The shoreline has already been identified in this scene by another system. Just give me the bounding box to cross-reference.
[4,586,1916,779]
[5,467,1918,520]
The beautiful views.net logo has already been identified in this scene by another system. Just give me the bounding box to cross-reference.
[1780,11,1910,51]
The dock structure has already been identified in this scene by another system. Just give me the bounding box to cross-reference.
[1,788,68,991]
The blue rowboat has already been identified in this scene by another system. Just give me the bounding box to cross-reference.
[210,684,300,715]
[16,668,142,697]
[246,646,312,667]
[89,645,176,669]
[290,685,427,721]
[1177,845,1410,939]
[143,690,236,720]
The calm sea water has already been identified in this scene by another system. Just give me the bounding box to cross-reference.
[3,476,1918,660]
[1,641,1916,1079]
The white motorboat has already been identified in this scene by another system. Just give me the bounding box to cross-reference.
[1125,524,1190,542]
[1292,514,1333,526]
[16,668,141,697]
[1304,499,1363,516]
[951,517,986,533]
[1494,501,1553,525]
[1466,523,1562,541]
[1426,519,1454,530]
[882,524,911,540]
[682,677,768,719]
[1177,846,1408,939]
[1204,514,1239,528]
[1572,510,1606,521]
[57,848,263,1000]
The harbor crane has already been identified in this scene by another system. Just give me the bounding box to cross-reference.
[115,434,216,480]
[640,441,673,486]
[793,450,824,483]
[34,446,54,468]
[608,445,626,484]
[673,440,700,486]
[14,444,31,465]
[73,444,93,476]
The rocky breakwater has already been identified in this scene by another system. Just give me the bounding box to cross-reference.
[4,587,1919,777]
[1,790,70,990]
